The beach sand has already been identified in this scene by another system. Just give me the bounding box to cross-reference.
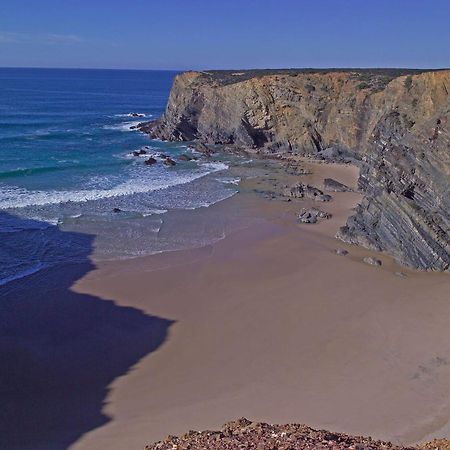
[65,160,450,449]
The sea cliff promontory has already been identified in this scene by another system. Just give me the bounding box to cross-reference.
[140,69,450,271]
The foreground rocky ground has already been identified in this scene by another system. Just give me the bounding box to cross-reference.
[143,418,450,450]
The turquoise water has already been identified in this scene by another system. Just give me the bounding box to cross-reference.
[0,69,238,285]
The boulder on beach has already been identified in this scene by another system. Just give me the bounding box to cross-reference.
[283,183,332,201]
[324,178,352,192]
[335,248,349,256]
[364,256,382,266]
[285,164,312,175]
[298,207,332,224]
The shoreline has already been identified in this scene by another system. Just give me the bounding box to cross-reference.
[67,160,450,449]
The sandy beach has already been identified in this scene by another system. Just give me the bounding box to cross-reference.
[2,159,449,450]
[64,160,450,449]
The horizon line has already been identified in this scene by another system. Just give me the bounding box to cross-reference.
[0,65,449,72]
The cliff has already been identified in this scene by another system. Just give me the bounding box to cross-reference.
[141,69,450,271]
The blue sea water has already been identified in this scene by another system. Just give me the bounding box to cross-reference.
[0,68,239,285]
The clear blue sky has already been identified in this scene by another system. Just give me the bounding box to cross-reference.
[1,0,449,70]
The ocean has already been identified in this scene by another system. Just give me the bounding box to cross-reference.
[0,68,240,286]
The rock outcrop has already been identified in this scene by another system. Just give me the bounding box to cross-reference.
[324,178,353,192]
[140,69,450,270]
[298,207,332,223]
[283,183,332,201]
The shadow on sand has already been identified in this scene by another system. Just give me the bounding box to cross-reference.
[0,212,174,450]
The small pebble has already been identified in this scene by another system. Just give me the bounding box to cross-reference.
[363,256,382,266]
[395,272,407,278]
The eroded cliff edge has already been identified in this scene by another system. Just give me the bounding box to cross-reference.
[141,69,450,271]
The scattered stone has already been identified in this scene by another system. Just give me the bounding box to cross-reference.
[144,157,157,166]
[112,208,122,213]
[298,207,332,224]
[318,147,343,160]
[364,256,382,266]
[164,157,176,166]
[335,248,349,256]
[285,163,312,175]
[395,271,407,278]
[283,183,332,201]
[324,177,352,192]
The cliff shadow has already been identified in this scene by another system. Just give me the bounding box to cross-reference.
[0,211,174,450]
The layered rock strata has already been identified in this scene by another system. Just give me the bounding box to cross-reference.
[140,69,450,270]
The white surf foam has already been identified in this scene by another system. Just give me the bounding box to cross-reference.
[217,177,241,185]
[0,262,47,287]
[103,120,143,132]
[114,113,152,118]
[0,163,229,209]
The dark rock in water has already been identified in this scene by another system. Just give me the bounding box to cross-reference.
[129,112,145,117]
[335,248,349,256]
[164,157,176,166]
[324,178,352,192]
[178,154,193,161]
[112,208,122,213]
[196,142,213,155]
[298,207,332,223]
[284,183,332,202]
[144,157,157,166]
[363,256,382,266]
[132,149,147,157]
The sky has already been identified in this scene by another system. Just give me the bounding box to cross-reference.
[1,0,449,70]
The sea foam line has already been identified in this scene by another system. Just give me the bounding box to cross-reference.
[0,262,47,287]
[102,120,143,132]
[0,162,229,209]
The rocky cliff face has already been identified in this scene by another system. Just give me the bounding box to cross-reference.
[141,69,450,271]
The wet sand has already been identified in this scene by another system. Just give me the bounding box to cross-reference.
[66,160,450,449]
